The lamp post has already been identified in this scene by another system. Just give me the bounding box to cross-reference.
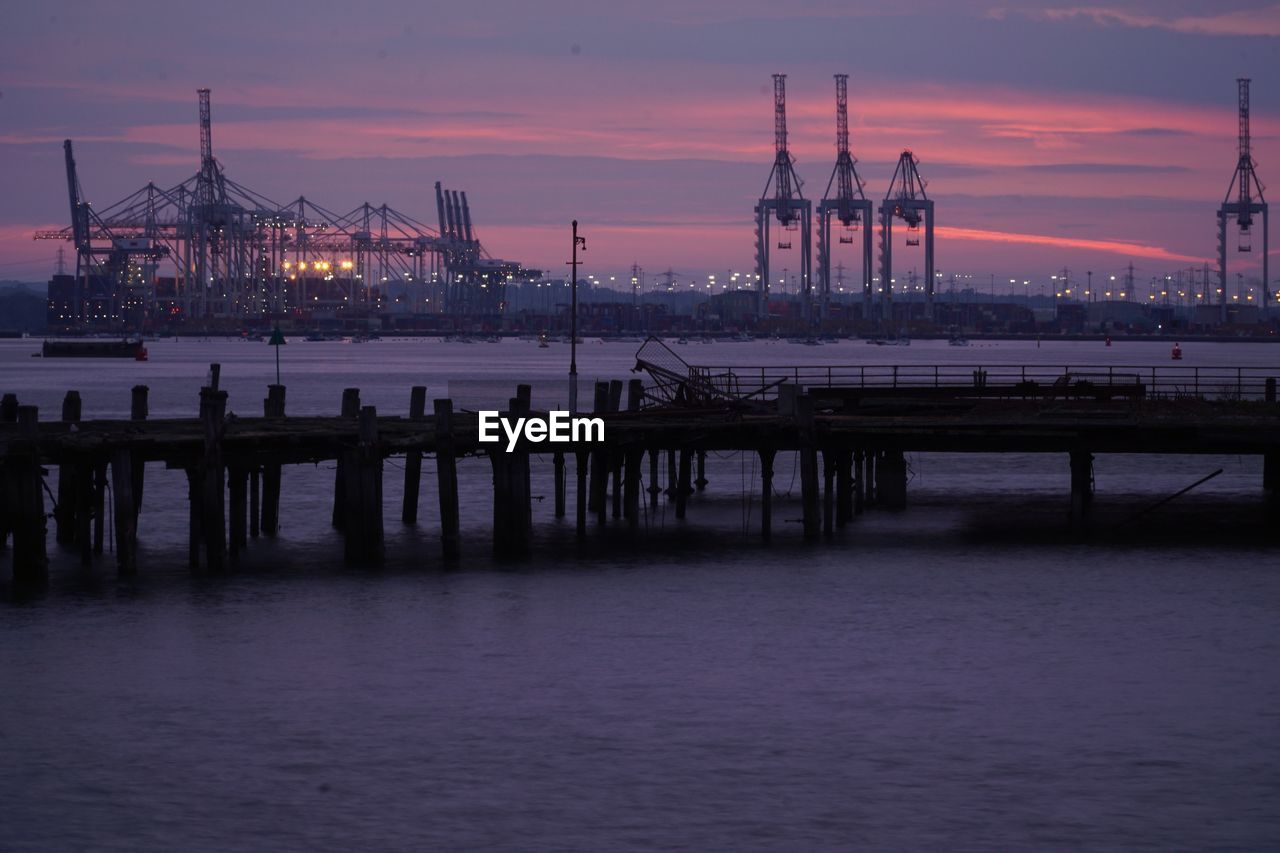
[568,220,586,414]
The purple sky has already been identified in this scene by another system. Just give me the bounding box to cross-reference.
[1,0,1277,293]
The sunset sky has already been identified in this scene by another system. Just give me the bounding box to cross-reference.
[1,0,1277,292]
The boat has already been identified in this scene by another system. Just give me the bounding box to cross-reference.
[41,338,147,359]
[1171,342,1183,360]
[538,333,550,348]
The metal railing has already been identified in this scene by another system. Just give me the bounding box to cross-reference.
[693,364,1280,402]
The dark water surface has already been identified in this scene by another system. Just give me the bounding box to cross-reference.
[3,338,1279,850]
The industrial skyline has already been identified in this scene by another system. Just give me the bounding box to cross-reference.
[0,1,1276,293]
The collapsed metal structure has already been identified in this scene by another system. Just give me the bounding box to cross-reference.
[36,89,536,330]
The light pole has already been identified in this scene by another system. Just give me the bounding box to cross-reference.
[568,220,586,414]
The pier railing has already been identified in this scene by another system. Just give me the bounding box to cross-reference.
[694,364,1280,402]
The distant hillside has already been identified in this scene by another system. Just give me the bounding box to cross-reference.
[0,283,46,332]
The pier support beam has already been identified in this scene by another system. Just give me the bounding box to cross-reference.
[836,449,852,527]
[1070,450,1094,523]
[575,450,589,540]
[434,399,461,562]
[589,383,609,522]
[10,406,48,586]
[55,391,82,545]
[876,450,908,511]
[402,386,427,525]
[130,385,148,515]
[822,451,836,535]
[201,389,227,571]
[553,452,567,518]
[760,448,776,542]
[343,406,384,565]
[696,451,708,492]
[111,449,137,576]
[676,449,692,520]
[228,464,247,562]
[648,449,660,510]
[186,467,203,569]
[260,384,285,535]
[853,450,865,516]
[797,396,820,540]
[609,380,623,520]
[332,388,360,529]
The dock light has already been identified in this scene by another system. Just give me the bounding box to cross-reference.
[297,262,306,271]
[341,260,353,270]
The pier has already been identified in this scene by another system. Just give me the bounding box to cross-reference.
[3,349,1279,586]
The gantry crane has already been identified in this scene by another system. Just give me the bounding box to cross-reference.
[878,150,935,321]
[753,74,812,323]
[1217,78,1268,316]
[817,74,872,320]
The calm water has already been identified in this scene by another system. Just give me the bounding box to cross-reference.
[3,337,1279,850]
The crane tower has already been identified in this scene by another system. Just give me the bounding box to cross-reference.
[1217,78,1269,316]
[817,74,873,320]
[753,74,812,323]
[878,150,935,321]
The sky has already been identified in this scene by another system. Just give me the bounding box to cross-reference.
[1,0,1278,293]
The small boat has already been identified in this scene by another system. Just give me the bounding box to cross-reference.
[948,335,970,347]
[538,333,550,348]
[1171,342,1182,360]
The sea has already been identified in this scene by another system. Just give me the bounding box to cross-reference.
[2,335,1278,851]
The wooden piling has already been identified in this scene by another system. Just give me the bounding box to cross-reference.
[865,451,877,507]
[853,449,865,516]
[130,385,148,514]
[666,449,677,501]
[760,448,776,543]
[186,467,202,569]
[11,406,48,585]
[201,388,227,572]
[75,459,92,566]
[55,391,82,545]
[93,460,106,554]
[877,449,908,511]
[835,449,852,527]
[343,405,384,565]
[575,450,589,539]
[797,395,820,540]
[588,382,609,518]
[249,468,260,538]
[228,464,247,561]
[609,379,623,519]
[110,449,137,576]
[434,398,460,561]
[0,393,17,423]
[553,452,567,518]
[1070,450,1094,522]
[822,451,835,535]
[491,391,532,558]
[648,448,660,510]
[401,386,427,525]
[695,451,707,492]
[332,387,360,529]
[675,449,691,520]
[260,384,285,535]
[516,384,533,529]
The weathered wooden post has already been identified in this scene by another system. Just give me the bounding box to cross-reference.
[695,451,708,492]
[186,466,203,569]
[342,405,384,565]
[609,379,623,519]
[553,452,567,518]
[260,384,285,535]
[201,388,227,571]
[249,467,260,538]
[864,451,877,507]
[1070,450,1094,524]
[130,385,148,514]
[0,393,17,423]
[648,448,661,509]
[822,450,836,535]
[575,450,589,540]
[0,395,19,553]
[836,449,852,527]
[92,461,107,554]
[796,395,821,540]
[228,463,248,561]
[516,384,533,529]
[208,363,221,391]
[877,450,908,511]
[402,386,427,525]
[760,447,776,542]
[332,387,361,529]
[588,382,609,520]
[853,449,865,516]
[55,391,82,545]
[434,398,460,561]
[675,449,691,520]
[11,406,48,585]
[666,450,678,501]
[110,448,137,576]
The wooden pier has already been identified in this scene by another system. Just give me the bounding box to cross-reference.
[3,361,1279,586]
